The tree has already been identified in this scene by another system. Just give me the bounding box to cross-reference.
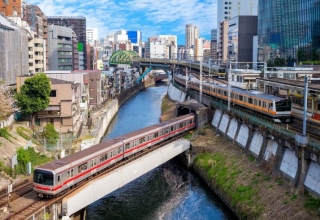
[43,123,59,145]
[15,73,51,125]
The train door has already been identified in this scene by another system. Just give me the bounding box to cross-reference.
[57,175,61,186]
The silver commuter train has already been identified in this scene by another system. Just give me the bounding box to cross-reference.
[175,74,291,123]
[33,114,196,197]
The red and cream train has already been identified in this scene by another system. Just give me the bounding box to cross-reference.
[33,114,196,197]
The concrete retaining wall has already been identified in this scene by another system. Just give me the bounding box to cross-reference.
[211,108,320,197]
[168,83,186,102]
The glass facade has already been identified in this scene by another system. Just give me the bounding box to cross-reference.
[258,0,320,65]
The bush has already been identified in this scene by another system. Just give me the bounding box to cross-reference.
[43,124,59,145]
[0,127,12,141]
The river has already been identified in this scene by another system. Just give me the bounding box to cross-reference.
[86,82,236,220]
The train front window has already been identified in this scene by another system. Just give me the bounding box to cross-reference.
[276,100,292,111]
[34,169,54,186]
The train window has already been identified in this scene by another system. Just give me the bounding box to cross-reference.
[58,175,60,182]
[180,123,183,128]
[248,98,253,104]
[184,122,187,126]
[262,102,266,108]
[154,132,158,138]
[218,90,221,94]
[259,100,261,106]
[94,159,97,166]
[67,171,70,178]
[254,99,258,105]
[244,97,247,102]
[125,143,130,149]
[111,151,113,157]
[239,95,243,101]
[91,160,94,167]
[235,94,238,99]
[118,147,122,153]
[71,169,74,177]
[223,91,227,96]
[171,126,174,131]
[270,103,273,109]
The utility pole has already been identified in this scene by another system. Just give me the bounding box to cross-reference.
[200,60,203,103]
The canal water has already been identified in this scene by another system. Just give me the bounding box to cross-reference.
[86,82,236,220]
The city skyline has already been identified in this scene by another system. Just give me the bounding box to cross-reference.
[26,0,217,45]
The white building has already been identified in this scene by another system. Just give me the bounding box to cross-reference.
[217,0,258,43]
[114,30,128,42]
[185,24,199,50]
[194,38,204,61]
[86,28,98,45]
[158,35,178,59]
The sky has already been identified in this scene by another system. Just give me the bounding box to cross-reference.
[26,0,217,45]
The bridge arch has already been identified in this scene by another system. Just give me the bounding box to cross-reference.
[109,50,140,65]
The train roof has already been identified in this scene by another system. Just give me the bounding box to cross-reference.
[35,114,195,173]
[177,74,287,102]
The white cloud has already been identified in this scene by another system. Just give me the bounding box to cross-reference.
[26,0,217,43]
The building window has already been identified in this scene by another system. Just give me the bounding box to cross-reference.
[50,90,57,97]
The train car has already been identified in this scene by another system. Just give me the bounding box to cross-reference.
[33,114,196,197]
[175,74,291,123]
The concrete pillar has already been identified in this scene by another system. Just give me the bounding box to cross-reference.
[295,134,309,193]
[233,119,241,145]
[272,137,286,177]
[257,131,268,162]
[244,124,254,153]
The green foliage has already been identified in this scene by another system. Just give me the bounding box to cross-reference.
[16,126,32,141]
[304,195,320,210]
[43,123,59,145]
[194,152,263,218]
[267,57,285,67]
[248,155,255,162]
[183,133,193,140]
[15,147,53,175]
[0,127,12,141]
[15,73,51,115]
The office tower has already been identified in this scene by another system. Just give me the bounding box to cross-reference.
[228,15,258,63]
[217,0,258,61]
[185,24,199,50]
[86,28,98,45]
[0,0,22,17]
[258,0,320,65]
[211,29,218,60]
[47,16,86,69]
[47,25,73,71]
[128,31,142,56]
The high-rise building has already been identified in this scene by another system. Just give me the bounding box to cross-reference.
[23,4,48,70]
[86,28,98,45]
[47,16,87,69]
[228,16,258,63]
[0,15,28,85]
[218,20,229,62]
[0,0,22,17]
[128,31,142,56]
[185,24,199,50]
[210,29,218,60]
[217,0,258,61]
[258,0,320,65]
[47,25,73,71]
